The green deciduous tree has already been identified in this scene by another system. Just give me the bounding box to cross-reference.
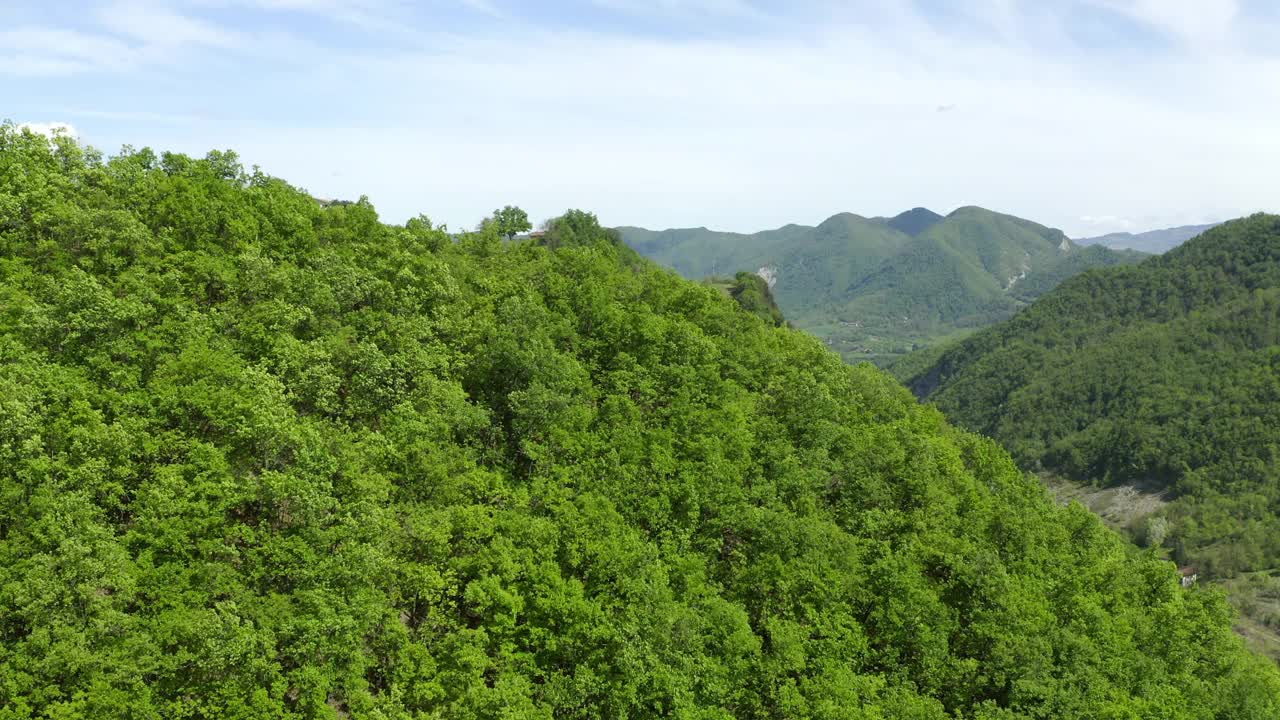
[490,204,532,239]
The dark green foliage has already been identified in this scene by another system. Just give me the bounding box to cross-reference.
[885,339,958,385]
[1006,243,1149,301]
[1,123,1277,718]
[619,208,1145,364]
[877,207,943,237]
[904,215,1280,585]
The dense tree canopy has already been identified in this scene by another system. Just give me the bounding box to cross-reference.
[1,123,1277,718]
[903,215,1280,583]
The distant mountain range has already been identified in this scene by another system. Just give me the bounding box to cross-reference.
[619,206,1146,363]
[1074,223,1219,254]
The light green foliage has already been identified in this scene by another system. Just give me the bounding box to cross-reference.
[619,208,1145,365]
[488,205,532,239]
[1146,517,1171,549]
[0,123,1277,718]
[705,272,786,327]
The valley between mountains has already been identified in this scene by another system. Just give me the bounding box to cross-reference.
[619,206,1155,365]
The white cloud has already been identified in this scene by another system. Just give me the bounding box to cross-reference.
[98,1,244,49]
[589,0,770,21]
[46,108,203,124]
[189,26,1257,235]
[459,0,508,18]
[0,2,320,78]
[391,18,1270,232]
[0,55,94,77]
[189,0,414,33]
[0,27,140,75]
[18,121,79,138]
[7,1,1277,236]
[1091,0,1240,48]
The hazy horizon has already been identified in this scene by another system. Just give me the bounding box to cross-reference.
[612,206,1223,239]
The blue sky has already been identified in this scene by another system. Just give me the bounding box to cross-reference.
[4,0,1278,236]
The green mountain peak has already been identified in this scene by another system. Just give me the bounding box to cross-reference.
[884,207,943,236]
[620,206,1143,363]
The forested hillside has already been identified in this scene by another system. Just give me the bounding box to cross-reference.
[619,213,907,331]
[619,208,1145,364]
[902,215,1280,646]
[2,124,1278,718]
